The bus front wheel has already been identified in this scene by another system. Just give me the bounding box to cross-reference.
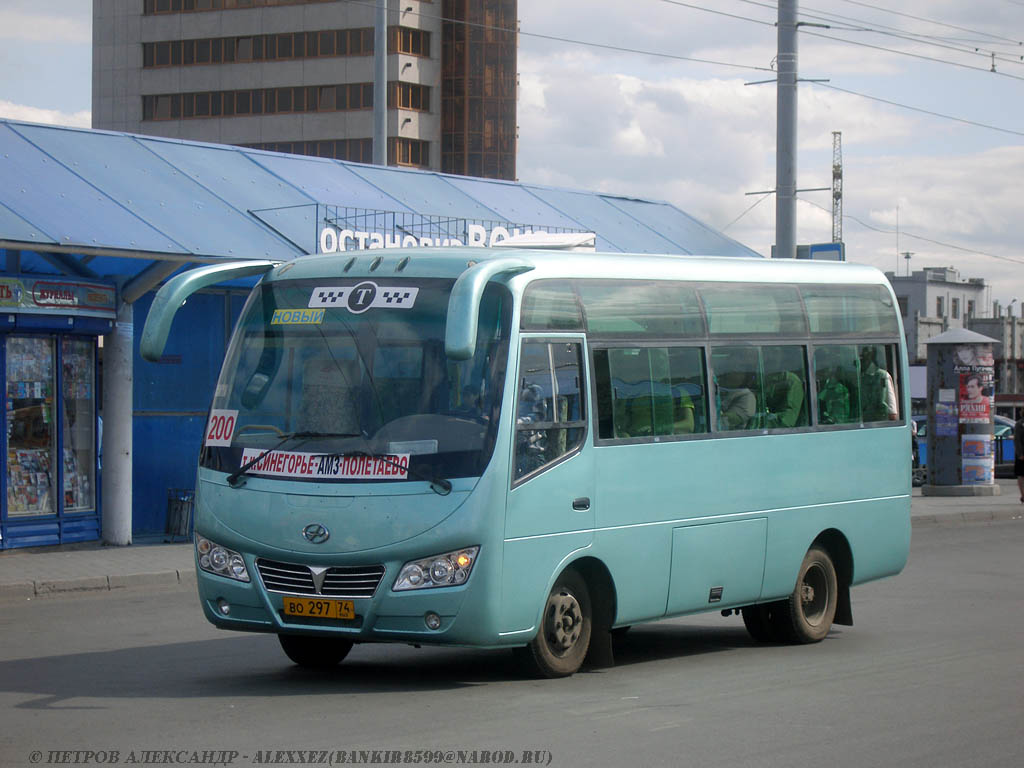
[528,570,592,678]
[785,545,838,644]
[278,634,353,668]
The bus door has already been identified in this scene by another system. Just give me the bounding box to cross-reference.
[500,337,594,635]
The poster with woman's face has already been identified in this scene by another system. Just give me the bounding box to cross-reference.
[958,372,991,423]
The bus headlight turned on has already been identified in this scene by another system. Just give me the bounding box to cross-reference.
[394,547,479,591]
[195,534,250,582]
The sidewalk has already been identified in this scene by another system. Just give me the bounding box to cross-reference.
[1,480,1022,601]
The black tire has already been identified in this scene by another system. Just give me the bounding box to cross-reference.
[278,634,353,668]
[784,545,838,644]
[741,601,789,643]
[528,570,592,678]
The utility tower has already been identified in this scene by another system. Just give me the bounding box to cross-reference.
[831,131,843,243]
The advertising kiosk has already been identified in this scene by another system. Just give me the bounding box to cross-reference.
[1,275,115,548]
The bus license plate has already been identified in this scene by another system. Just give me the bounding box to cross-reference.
[282,597,355,620]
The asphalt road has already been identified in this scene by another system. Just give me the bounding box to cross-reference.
[1,520,1021,768]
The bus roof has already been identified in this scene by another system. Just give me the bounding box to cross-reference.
[270,248,889,287]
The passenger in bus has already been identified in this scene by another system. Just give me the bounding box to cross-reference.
[764,347,806,428]
[673,387,695,434]
[859,346,898,421]
[715,348,757,430]
[816,351,851,425]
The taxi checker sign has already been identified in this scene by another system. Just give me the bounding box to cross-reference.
[308,281,418,313]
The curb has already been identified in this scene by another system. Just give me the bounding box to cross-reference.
[0,569,194,600]
[911,509,1024,526]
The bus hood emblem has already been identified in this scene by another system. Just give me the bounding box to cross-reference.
[302,523,330,544]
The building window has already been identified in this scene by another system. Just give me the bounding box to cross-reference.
[144,29,374,68]
[897,296,909,317]
[967,300,975,319]
[142,83,372,121]
[952,298,960,320]
[936,297,945,318]
[390,26,431,57]
[390,138,429,168]
[390,82,430,111]
[241,138,373,162]
[144,0,337,14]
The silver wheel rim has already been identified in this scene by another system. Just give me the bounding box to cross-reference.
[545,590,583,654]
[800,562,829,627]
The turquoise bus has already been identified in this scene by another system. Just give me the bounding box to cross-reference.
[141,247,911,677]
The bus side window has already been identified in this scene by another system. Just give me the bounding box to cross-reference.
[667,347,708,435]
[762,345,809,428]
[814,345,859,425]
[593,346,708,440]
[514,341,586,482]
[859,343,899,422]
[712,346,763,432]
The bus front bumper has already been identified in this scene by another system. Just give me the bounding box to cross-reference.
[194,557,504,648]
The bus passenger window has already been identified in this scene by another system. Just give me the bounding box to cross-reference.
[514,341,586,482]
[814,345,859,425]
[859,344,899,422]
[763,345,808,428]
[667,347,708,434]
[712,346,761,431]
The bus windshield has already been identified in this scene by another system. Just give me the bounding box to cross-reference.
[201,278,511,484]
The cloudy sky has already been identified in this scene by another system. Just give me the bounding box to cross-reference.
[1,0,1022,311]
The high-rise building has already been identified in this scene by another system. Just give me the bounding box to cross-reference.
[92,0,517,179]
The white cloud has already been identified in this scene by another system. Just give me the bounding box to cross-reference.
[0,100,90,128]
[0,10,90,43]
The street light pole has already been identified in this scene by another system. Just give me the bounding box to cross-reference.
[775,0,798,259]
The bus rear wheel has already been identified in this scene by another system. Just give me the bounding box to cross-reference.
[278,634,353,668]
[528,570,592,678]
[785,545,838,644]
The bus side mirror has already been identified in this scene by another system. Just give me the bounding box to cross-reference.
[140,260,279,362]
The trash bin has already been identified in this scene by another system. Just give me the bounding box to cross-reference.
[165,488,195,542]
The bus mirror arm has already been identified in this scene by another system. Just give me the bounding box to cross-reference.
[139,260,280,362]
[444,257,534,360]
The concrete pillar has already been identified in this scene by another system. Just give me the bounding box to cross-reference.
[373,0,387,165]
[102,301,133,544]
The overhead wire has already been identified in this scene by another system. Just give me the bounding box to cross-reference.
[342,0,777,72]
[831,0,1024,47]
[810,82,1024,137]
[720,192,772,232]
[799,28,1024,82]
[796,197,1024,267]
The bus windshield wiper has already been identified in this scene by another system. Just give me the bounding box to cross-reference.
[226,431,363,488]
[346,450,452,496]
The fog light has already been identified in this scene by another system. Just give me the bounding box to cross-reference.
[424,611,442,630]
[217,598,231,616]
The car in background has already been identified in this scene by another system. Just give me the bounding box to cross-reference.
[993,414,1015,438]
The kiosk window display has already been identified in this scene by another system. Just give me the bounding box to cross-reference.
[1,274,113,549]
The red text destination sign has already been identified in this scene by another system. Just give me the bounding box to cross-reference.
[239,449,409,480]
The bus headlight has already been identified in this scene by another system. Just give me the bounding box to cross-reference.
[394,547,479,591]
[195,534,250,582]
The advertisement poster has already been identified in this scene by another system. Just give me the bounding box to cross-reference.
[935,402,959,437]
[954,344,995,425]
[961,434,993,459]
[962,458,994,485]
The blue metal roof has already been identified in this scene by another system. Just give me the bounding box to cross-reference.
[0,118,760,291]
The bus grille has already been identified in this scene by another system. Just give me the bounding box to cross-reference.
[256,559,386,598]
